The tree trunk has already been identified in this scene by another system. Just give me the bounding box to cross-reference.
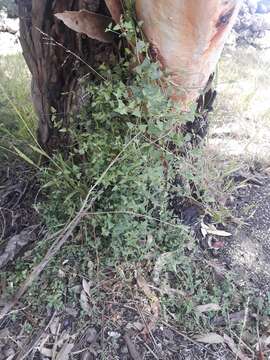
[17,0,113,150]
[18,0,241,149]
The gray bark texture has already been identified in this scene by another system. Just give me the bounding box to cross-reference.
[17,0,113,150]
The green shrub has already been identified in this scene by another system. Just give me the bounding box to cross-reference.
[40,55,193,262]
[39,17,231,264]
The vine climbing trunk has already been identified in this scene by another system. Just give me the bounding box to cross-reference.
[17,0,113,150]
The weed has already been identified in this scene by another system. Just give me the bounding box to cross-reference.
[2,11,264,352]
[0,53,37,161]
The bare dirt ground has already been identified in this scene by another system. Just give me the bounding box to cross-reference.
[207,45,270,297]
[0,161,41,271]
[221,173,270,292]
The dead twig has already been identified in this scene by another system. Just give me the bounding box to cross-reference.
[160,320,217,357]
[14,312,56,360]
[123,333,141,360]
[138,335,159,360]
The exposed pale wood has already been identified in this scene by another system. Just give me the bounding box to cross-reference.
[136,0,243,106]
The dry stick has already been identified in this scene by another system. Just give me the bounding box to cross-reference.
[15,312,57,360]
[123,333,141,360]
[138,335,159,360]
[235,296,250,360]
[0,133,141,321]
[0,208,6,244]
[37,28,107,82]
[160,320,217,357]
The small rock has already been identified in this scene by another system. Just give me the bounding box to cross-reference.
[85,328,97,344]
[58,269,66,278]
[81,351,94,360]
[65,307,78,317]
[62,317,72,330]
[3,346,15,357]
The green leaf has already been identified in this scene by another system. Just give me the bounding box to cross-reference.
[29,144,48,157]
[14,146,38,168]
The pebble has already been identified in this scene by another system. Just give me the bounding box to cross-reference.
[85,327,97,344]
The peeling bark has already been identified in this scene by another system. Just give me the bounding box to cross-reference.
[136,0,243,106]
[54,10,115,43]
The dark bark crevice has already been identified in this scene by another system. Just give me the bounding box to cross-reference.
[17,0,113,151]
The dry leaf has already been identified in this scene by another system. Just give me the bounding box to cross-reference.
[160,284,186,298]
[196,303,221,314]
[123,333,141,360]
[136,274,160,334]
[137,274,153,298]
[0,227,37,269]
[6,356,15,360]
[257,335,270,351]
[224,334,251,360]
[49,317,60,336]
[55,10,114,43]
[39,347,52,358]
[201,226,208,238]
[55,342,74,360]
[82,279,91,297]
[208,229,232,237]
[80,290,91,313]
[81,352,93,360]
[87,260,94,278]
[201,221,232,238]
[126,321,144,332]
[194,332,224,344]
[55,331,72,351]
[214,310,246,326]
[105,0,123,23]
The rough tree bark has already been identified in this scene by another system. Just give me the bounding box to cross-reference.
[17,0,242,149]
[17,0,113,150]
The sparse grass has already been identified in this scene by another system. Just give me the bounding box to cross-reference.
[210,46,270,165]
[0,53,37,161]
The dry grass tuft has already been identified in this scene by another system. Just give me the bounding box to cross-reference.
[208,47,270,166]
